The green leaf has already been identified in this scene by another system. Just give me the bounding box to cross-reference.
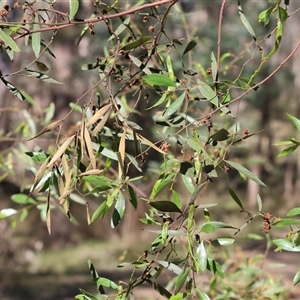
[1,78,26,101]
[164,92,186,116]
[0,208,17,218]
[174,267,191,295]
[197,80,218,106]
[0,28,20,52]
[206,258,225,277]
[94,277,118,290]
[293,269,300,286]
[238,0,256,41]
[172,190,181,209]
[149,173,174,201]
[69,0,79,20]
[224,160,266,187]
[257,194,262,212]
[149,201,182,213]
[198,221,237,231]
[32,14,41,57]
[183,39,197,56]
[273,239,300,252]
[273,219,300,227]
[196,241,207,272]
[200,224,216,233]
[108,17,130,42]
[121,36,152,51]
[287,113,300,131]
[25,70,63,84]
[181,175,195,193]
[143,74,176,88]
[11,193,36,204]
[228,188,244,210]
[210,128,229,141]
[287,207,300,217]
[277,144,299,157]
[278,6,288,22]
[213,238,235,246]
[111,192,125,228]
[91,202,110,223]
[127,185,138,209]
[211,52,218,81]
[197,290,210,300]
[264,17,282,60]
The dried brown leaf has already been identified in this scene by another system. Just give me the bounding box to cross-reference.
[46,189,51,235]
[84,127,96,169]
[91,110,110,136]
[118,130,126,178]
[78,169,104,176]
[27,119,62,141]
[47,135,75,168]
[86,103,112,127]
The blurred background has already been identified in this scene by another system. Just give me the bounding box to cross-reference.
[1,0,300,299]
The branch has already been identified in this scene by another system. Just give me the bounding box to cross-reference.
[14,0,176,41]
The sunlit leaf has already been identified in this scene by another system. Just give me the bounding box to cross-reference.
[142,73,176,88]
[69,0,79,20]
[206,258,225,277]
[0,208,17,218]
[273,239,300,252]
[1,78,26,101]
[0,28,20,52]
[273,219,300,227]
[197,79,218,106]
[94,277,118,289]
[25,70,63,84]
[238,0,256,41]
[293,269,300,286]
[287,207,300,217]
[196,241,207,272]
[164,92,186,116]
[174,267,191,295]
[257,194,262,212]
[277,144,299,157]
[108,17,130,41]
[287,113,300,131]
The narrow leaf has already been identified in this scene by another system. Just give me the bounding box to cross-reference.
[118,130,126,178]
[164,92,186,116]
[84,127,96,169]
[293,270,300,286]
[224,160,266,186]
[287,207,300,217]
[228,188,244,210]
[69,0,79,20]
[183,39,197,56]
[27,119,62,141]
[174,267,191,295]
[47,135,75,167]
[287,113,300,131]
[32,14,41,57]
[120,36,152,51]
[196,241,207,272]
[142,74,176,88]
[1,78,26,101]
[149,200,181,213]
[197,80,218,106]
[238,0,256,41]
[86,104,112,127]
[25,70,63,84]
[0,28,20,52]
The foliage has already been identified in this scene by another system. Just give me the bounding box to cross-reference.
[1,0,300,299]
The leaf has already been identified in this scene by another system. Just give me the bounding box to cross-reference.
[127,185,138,209]
[238,0,256,41]
[196,241,207,272]
[287,113,300,131]
[182,175,195,193]
[0,28,20,52]
[293,269,300,286]
[277,144,299,157]
[174,267,191,295]
[287,207,300,217]
[27,119,62,141]
[69,0,79,20]
[149,173,174,201]
[47,135,75,167]
[91,202,110,223]
[108,17,130,41]
[36,61,49,72]
[111,192,125,228]
[86,104,112,127]
[142,74,176,88]
[210,128,229,141]
[257,194,262,212]
[120,36,152,51]
[206,258,225,277]
[164,92,186,116]
[211,52,218,82]
[1,78,26,101]
[46,188,51,235]
[224,160,266,186]
[0,208,17,218]
[84,127,96,169]
[273,239,300,252]
[197,80,218,106]
[149,201,181,213]
[11,194,36,204]
[94,278,118,290]
[118,130,126,178]
[197,290,210,300]
[228,188,244,210]
[25,70,63,84]
[32,14,41,57]
[183,39,197,56]
[263,17,282,60]
[273,219,300,227]
[189,182,207,205]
